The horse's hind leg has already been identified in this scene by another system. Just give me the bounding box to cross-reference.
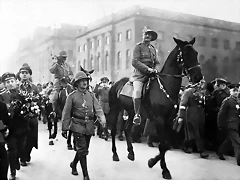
[124,112,135,161]
[159,143,171,179]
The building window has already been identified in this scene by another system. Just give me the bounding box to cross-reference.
[223,56,229,63]
[105,51,109,71]
[106,36,110,45]
[78,46,81,52]
[212,38,218,48]
[90,41,94,49]
[223,40,230,50]
[78,61,81,71]
[97,39,101,47]
[90,55,94,70]
[83,44,87,51]
[236,41,240,51]
[158,31,164,41]
[126,30,131,40]
[197,36,206,47]
[126,50,131,69]
[117,33,122,42]
[212,55,217,63]
[83,59,86,69]
[96,53,100,72]
[117,52,121,70]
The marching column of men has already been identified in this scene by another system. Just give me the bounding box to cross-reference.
[0,63,39,180]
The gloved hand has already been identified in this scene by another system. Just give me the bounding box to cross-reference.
[62,130,68,139]
[147,68,158,74]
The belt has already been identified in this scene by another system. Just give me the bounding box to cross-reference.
[72,114,94,121]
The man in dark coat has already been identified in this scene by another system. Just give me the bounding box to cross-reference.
[132,26,161,125]
[18,63,39,165]
[212,78,230,149]
[0,100,10,180]
[217,84,240,166]
[177,80,209,158]
[62,71,106,180]
[0,72,29,180]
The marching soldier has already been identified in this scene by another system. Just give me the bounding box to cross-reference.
[18,63,39,165]
[62,71,106,180]
[0,72,29,180]
[217,84,240,166]
[94,77,110,139]
[49,50,73,118]
[177,80,209,158]
[132,26,161,125]
[211,78,230,148]
[0,100,10,180]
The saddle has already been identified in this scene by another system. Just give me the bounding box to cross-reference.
[118,78,151,99]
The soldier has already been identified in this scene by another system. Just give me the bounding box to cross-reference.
[1,72,29,180]
[132,26,161,125]
[0,100,10,180]
[62,71,106,180]
[212,78,230,149]
[18,63,39,166]
[49,50,73,118]
[217,84,240,166]
[177,80,209,158]
[93,77,110,139]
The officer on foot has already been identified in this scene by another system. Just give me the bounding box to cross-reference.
[132,26,161,125]
[62,71,106,180]
[217,84,240,165]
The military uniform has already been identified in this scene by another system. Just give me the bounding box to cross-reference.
[178,84,209,158]
[49,50,73,114]
[132,26,161,125]
[217,94,240,165]
[18,64,39,166]
[62,71,106,180]
[0,101,10,180]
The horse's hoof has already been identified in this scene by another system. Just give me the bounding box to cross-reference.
[148,158,158,168]
[49,140,54,145]
[127,152,135,161]
[113,154,120,161]
[162,170,172,179]
[118,136,124,141]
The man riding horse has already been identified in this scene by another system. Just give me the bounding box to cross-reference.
[49,50,73,119]
[132,26,161,125]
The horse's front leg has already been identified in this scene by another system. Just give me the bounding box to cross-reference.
[111,108,121,161]
[124,113,135,161]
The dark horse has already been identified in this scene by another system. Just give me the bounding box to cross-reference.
[108,37,203,179]
[57,66,94,150]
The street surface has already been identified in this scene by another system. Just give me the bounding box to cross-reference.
[13,122,240,180]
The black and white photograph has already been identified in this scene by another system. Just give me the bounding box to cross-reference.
[0,0,240,179]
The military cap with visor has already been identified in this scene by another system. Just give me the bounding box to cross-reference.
[100,77,109,82]
[1,72,16,82]
[59,50,68,58]
[19,63,32,75]
[211,78,230,85]
[142,26,158,41]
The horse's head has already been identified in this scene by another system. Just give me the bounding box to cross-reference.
[174,37,203,84]
[80,66,94,82]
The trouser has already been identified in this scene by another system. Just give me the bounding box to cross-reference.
[219,129,240,163]
[7,134,27,174]
[0,143,9,180]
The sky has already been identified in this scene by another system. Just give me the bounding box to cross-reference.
[0,0,240,72]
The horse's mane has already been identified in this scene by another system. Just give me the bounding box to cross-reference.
[160,46,178,73]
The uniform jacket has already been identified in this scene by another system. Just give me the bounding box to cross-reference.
[132,42,161,81]
[212,88,230,111]
[62,89,106,135]
[218,96,240,130]
[0,101,10,143]
[93,85,110,114]
[49,62,73,87]
[178,87,205,120]
[19,80,39,94]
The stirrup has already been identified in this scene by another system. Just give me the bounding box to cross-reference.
[133,114,141,125]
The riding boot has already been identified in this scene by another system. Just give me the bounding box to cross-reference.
[70,153,79,175]
[133,98,141,125]
[80,155,90,180]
